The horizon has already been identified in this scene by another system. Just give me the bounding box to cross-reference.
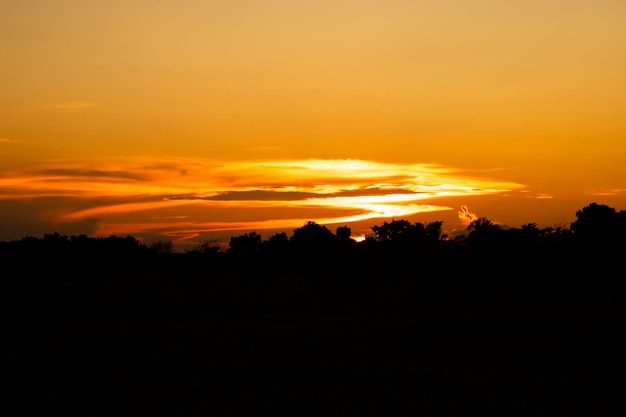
[0,199,615,254]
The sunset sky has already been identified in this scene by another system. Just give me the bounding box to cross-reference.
[2,1,625,248]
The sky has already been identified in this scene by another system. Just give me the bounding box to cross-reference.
[1,0,626,248]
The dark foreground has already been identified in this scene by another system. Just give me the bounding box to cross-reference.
[2,265,626,416]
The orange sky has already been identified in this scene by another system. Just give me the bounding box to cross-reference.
[1,1,626,248]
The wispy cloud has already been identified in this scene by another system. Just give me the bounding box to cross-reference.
[589,188,626,197]
[42,101,97,111]
[0,138,16,143]
[244,145,284,152]
[0,157,526,244]
[458,205,479,225]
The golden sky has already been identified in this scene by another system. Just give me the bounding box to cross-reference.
[1,1,626,247]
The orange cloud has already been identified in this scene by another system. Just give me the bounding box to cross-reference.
[589,188,626,197]
[0,157,526,244]
[458,205,479,225]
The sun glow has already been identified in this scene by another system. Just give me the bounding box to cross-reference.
[0,157,525,244]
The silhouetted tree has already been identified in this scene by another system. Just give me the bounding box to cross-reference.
[290,221,338,251]
[43,232,70,248]
[149,240,173,255]
[336,226,354,246]
[465,217,505,260]
[371,219,444,249]
[467,218,500,238]
[188,240,222,256]
[571,202,619,244]
[521,222,539,237]
[261,232,290,254]
[425,221,443,243]
[4,201,626,279]
[372,219,413,243]
[228,232,262,256]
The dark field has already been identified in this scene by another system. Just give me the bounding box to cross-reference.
[2,265,626,416]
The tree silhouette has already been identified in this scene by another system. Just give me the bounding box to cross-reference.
[371,219,413,243]
[571,202,619,244]
[149,240,173,255]
[3,201,626,278]
[464,217,505,261]
[336,225,354,246]
[371,219,443,250]
[425,221,443,243]
[228,232,262,256]
[290,221,338,251]
[188,240,222,256]
[262,232,290,253]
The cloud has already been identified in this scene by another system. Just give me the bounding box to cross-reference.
[91,203,451,241]
[32,168,149,182]
[173,187,418,202]
[589,188,626,197]
[458,205,479,225]
[0,157,526,245]
[53,218,101,237]
[0,198,100,241]
[187,190,320,201]
[42,101,97,111]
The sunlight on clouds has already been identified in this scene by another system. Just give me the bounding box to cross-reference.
[589,188,626,197]
[92,204,450,242]
[0,157,525,243]
[458,205,479,225]
[61,201,196,220]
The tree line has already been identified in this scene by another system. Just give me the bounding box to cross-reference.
[2,202,625,281]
